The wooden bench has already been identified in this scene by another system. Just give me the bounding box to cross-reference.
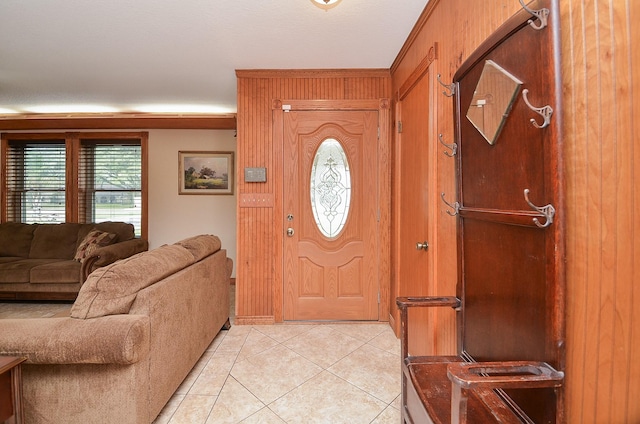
[397,297,564,423]
[397,1,565,422]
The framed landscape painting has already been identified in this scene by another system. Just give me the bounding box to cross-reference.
[178,151,234,195]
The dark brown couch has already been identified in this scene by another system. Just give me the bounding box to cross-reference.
[0,221,148,300]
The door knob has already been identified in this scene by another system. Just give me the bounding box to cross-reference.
[287,228,295,237]
[416,241,429,251]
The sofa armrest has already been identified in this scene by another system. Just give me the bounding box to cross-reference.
[0,315,150,365]
[81,238,149,281]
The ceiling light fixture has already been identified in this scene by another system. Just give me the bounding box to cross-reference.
[310,0,342,11]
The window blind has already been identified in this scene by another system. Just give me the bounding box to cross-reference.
[79,141,142,236]
[5,141,66,223]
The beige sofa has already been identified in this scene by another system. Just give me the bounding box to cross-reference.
[0,234,232,424]
[0,221,148,300]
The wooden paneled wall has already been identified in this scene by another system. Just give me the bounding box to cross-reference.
[561,1,639,422]
[235,70,391,324]
[391,0,639,421]
[390,0,524,358]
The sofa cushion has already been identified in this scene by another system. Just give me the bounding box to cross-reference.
[74,230,117,262]
[30,260,81,284]
[174,234,221,262]
[0,259,60,284]
[0,257,23,264]
[71,244,195,319]
[29,223,82,260]
[0,222,36,257]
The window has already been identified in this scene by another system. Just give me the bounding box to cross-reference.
[79,137,143,237]
[310,138,351,238]
[1,132,147,238]
[4,139,66,223]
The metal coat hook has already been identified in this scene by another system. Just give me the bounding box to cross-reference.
[441,192,460,216]
[518,0,549,30]
[524,189,555,228]
[522,89,553,129]
[437,74,456,97]
[438,133,457,157]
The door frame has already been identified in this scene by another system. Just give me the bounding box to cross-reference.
[272,99,391,322]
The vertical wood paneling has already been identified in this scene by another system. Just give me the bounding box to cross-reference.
[631,2,640,417]
[562,0,639,422]
[236,70,391,324]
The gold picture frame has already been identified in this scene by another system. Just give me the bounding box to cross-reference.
[178,151,234,195]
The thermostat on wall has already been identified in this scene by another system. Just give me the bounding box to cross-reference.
[244,167,267,183]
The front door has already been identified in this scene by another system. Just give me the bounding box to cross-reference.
[283,110,379,321]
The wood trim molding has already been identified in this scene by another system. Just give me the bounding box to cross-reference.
[0,113,236,130]
[397,43,438,101]
[390,0,439,74]
[274,99,384,111]
[237,68,390,79]
[234,316,276,325]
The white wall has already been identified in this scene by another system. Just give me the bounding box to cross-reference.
[148,129,236,276]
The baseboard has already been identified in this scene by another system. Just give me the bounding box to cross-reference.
[233,315,275,325]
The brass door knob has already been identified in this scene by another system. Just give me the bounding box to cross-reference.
[287,228,295,237]
[416,241,429,251]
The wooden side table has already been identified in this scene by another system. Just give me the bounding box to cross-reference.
[0,356,26,424]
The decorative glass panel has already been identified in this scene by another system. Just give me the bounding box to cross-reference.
[310,138,351,238]
[466,60,522,145]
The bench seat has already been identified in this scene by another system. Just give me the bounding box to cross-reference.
[405,357,522,424]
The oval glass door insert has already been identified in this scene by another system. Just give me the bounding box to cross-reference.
[310,138,351,238]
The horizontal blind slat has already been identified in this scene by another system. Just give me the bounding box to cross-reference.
[5,142,66,223]
[79,142,142,236]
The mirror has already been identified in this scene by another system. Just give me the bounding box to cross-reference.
[466,60,522,145]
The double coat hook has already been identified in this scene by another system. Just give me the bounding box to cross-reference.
[437,74,456,97]
[522,89,553,129]
[518,0,549,30]
[523,189,555,228]
[438,134,457,157]
[441,193,460,216]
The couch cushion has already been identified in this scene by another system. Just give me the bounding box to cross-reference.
[29,223,82,260]
[0,259,60,284]
[0,257,23,264]
[30,260,81,284]
[74,230,117,262]
[71,244,195,319]
[0,222,36,257]
[174,234,221,262]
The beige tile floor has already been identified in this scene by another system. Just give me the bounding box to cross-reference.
[153,287,402,424]
[153,319,402,424]
[0,288,402,424]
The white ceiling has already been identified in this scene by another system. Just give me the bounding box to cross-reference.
[0,0,428,115]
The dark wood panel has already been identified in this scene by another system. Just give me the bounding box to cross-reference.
[462,219,548,362]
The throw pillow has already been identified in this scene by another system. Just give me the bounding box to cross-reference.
[74,229,116,262]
